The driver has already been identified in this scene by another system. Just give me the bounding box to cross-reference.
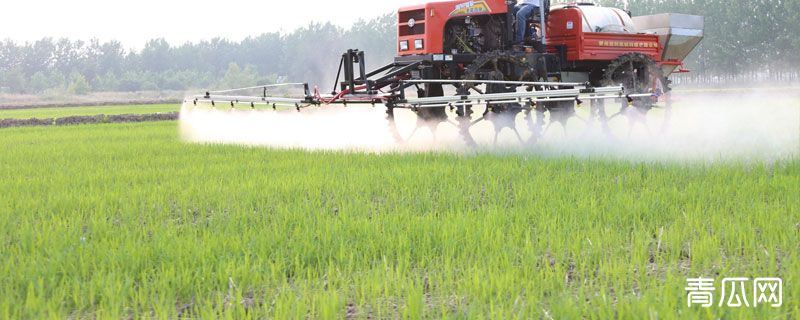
[515,0,541,45]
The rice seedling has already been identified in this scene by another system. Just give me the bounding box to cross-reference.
[0,121,796,318]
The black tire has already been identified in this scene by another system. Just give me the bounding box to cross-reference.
[417,83,447,121]
[386,83,447,145]
[602,52,663,109]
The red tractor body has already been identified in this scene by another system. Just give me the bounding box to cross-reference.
[546,6,661,63]
[397,0,663,65]
[397,0,510,55]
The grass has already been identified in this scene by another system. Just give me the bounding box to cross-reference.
[0,104,179,119]
[0,121,797,319]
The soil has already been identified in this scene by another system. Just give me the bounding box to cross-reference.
[0,113,179,129]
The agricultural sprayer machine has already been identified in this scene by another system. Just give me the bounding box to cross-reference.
[192,0,704,145]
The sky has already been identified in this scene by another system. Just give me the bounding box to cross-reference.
[0,0,424,50]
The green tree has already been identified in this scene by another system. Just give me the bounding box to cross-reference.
[2,66,27,93]
[93,71,120,92]
[22,38,55,77]
[67,72,90,95]
[28,72,52,93]
[217,63,260,89]
[140,38,172,73]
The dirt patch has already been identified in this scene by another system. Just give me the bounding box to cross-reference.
[0,118,55,128]
[107,113,179,123]
[0,112,179,129]
[55,115,107,126]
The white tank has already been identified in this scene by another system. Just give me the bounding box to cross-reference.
[553,4,637,34]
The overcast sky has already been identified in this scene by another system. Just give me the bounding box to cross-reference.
[0,0,424,50]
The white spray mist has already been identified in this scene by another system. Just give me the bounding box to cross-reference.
[179,89,799,162]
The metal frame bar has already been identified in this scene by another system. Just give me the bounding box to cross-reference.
[539,0,547,45]
[405,88,579,105]
[191,100,314,110]
[193,70,656,112]
[369,61,423,93]
[397,86,654,109]
[361,63,398,80]
[193,94,308,105]
[400,79,587,87]
[207,83,307,94]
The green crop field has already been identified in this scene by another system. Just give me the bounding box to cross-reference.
[0,104,179,120]
[1,119,798,319]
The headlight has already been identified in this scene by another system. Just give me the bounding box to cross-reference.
[400,40,409,51]
[414,39,424,50]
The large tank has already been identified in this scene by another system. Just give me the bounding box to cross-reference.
[551,4,638,34]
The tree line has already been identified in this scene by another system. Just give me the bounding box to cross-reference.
[1,1,798,94]
[0,15,395,95]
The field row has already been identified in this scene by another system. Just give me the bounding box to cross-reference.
[0,113,178,128]
[0,104,179,119]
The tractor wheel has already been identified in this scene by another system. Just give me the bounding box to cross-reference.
[600,53,668,137]
[602,52,663,105]
[457,52,539,145]
[386,83,448,145]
